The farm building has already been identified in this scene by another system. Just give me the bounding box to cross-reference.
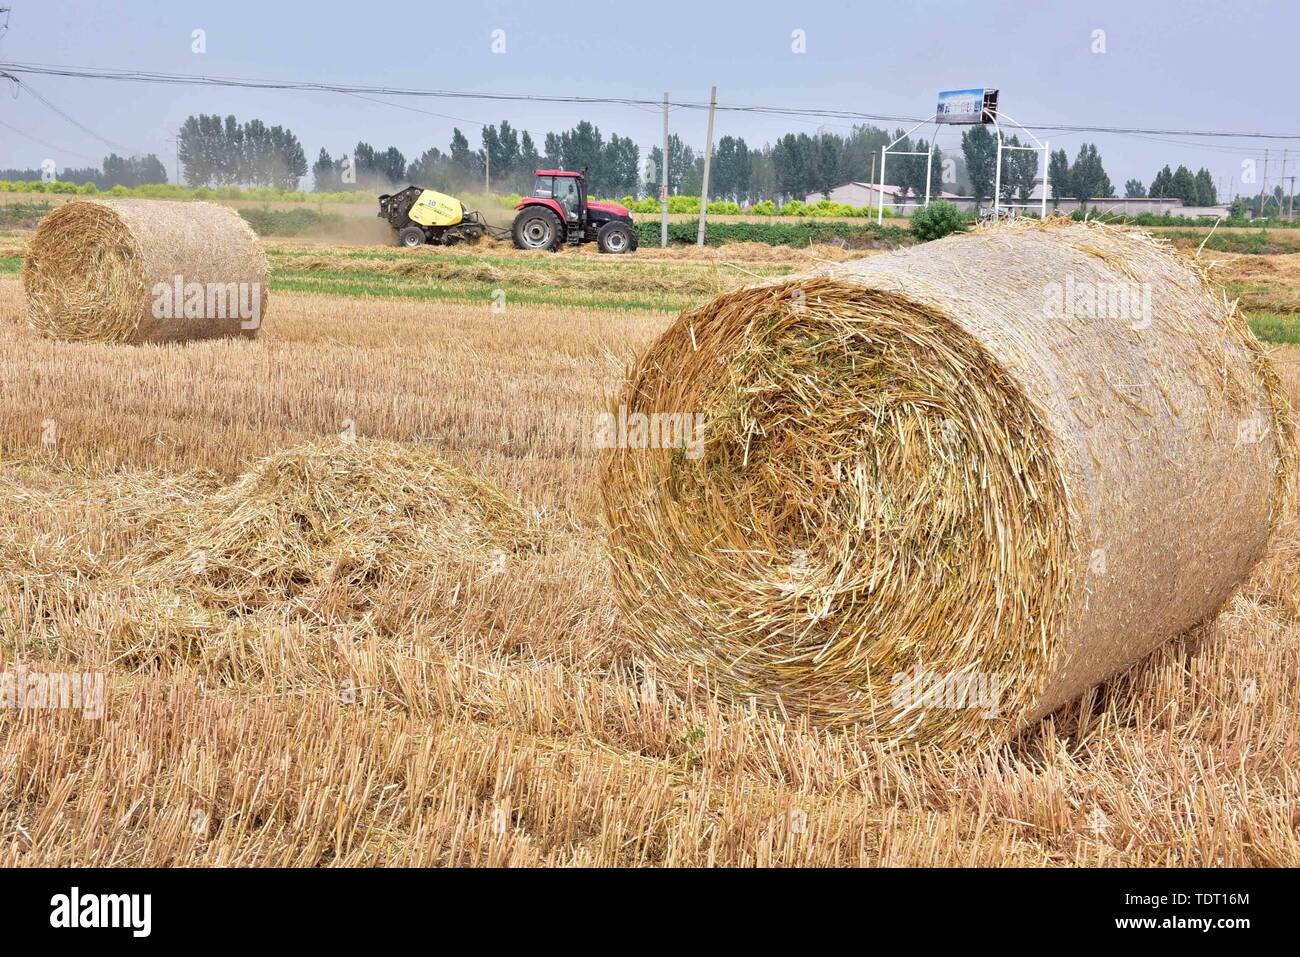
[1023,180,1231,217]
[805,182,974,212]
[807,179,1231,218]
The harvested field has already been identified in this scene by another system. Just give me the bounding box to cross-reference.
[279,251,731,295]
[2,231,854,314]
[1156,226,1300,256]
[1216,254,1300,313]
[6,225,1296,340]
[1,219,1300,865]
[254,239,864,313]
[1216,252,1300,285]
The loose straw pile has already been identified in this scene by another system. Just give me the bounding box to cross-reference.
[22,198,268,344]
[602,220,1291,745]
[125,439,541,616]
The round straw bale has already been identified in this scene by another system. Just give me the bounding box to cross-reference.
[601,220,1291,745]
[22,198,268,343]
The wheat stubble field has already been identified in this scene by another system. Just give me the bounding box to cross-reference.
[1,234,1299,866]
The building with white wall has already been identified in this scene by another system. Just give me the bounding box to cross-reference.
[804,180,1230,219]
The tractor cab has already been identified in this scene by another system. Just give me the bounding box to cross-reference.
[512,168,637,254]
[531,170,585,225]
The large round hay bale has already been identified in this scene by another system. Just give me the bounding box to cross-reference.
[23,198,268,343]
[601,220,1291,745]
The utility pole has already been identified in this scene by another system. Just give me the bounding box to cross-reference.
[1277,149,1288,219]
[661,92,669,248]
[696,86,717,246]
[0,9,13,91]
[485,145,490,194]
[1259,148,1269,217]
[169,130,180,185]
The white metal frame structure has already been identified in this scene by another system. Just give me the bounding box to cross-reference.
[876,118,939,225]
[874,100,1052,224]
[989,109,1049,220]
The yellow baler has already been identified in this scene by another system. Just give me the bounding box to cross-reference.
[378,186,498,247]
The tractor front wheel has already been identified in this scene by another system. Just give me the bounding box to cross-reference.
[597,221,635,254]
[513,208,561,251]
[398,226,426,248]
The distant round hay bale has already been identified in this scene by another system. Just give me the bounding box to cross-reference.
[22,198,268,343]
[602,220,1292,745]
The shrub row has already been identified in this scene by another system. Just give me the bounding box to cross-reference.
[0,180,363,203]
[621,195,890,218]
[0,202,53,227]
[617,196,744,215]
[1062,207,1300,229]
[238,207,343,236]
[501,193,892,218]
[633,219,907,248]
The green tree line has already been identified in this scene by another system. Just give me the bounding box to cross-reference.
[0,153,168,189]
[177,114,308,189]
[7,111,1274,215]
[313,122,960,202]
[1145,164,1218,205]
[959,134,1116,211]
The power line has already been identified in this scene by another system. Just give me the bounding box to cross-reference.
[5,74,144,155]
[331,89,550,147]
[1106,127,1279,157]
[3,60,1298,142]
[0,12,145,160]
[0,116,101,163]
[1,56,1289,200]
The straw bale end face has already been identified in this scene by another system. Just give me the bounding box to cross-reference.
[602,220,1290,746]
[22,198,269,344]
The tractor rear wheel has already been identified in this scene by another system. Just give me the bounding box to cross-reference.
[597,221,635,254]
[398,226,426,248]
[513,208,561,251]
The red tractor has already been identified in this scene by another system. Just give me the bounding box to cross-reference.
[512,168,638,254]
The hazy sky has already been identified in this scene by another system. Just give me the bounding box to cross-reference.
[1,0,1296,195]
